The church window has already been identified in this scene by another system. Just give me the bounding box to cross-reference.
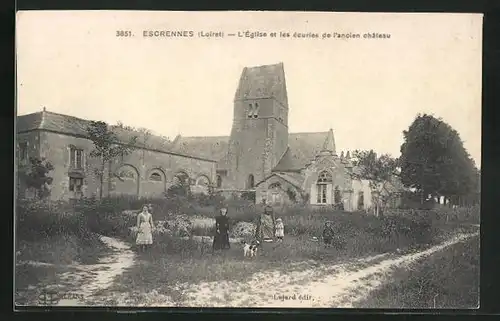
[358,191,365,210]
[316,185,327,204]
[248,103,253,118]
[253,102,259,118]
[248,102,260,118]
[317,171,333,183]
[216,175,222,188]
[316,171,332,204]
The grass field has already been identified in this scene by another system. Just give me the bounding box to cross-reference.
[354,234,479,308]
[15,195,479,307]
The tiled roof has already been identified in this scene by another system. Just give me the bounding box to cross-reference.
[234,63,288,106]
[170,135,229,163]
[273,132,330,171]
[16,111,214,161]
[174,131,333,172]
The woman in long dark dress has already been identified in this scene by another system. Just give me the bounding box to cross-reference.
[213,207,230,251]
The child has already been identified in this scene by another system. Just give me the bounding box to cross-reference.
[275,218,284,242]
[322,221,335,247]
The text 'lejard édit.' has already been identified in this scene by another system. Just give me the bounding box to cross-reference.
[115,30,391,40]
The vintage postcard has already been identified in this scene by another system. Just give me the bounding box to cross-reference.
[15,11,482,309]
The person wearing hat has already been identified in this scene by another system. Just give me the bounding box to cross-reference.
[213,206,231,252]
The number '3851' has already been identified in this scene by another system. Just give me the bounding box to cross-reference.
[116,30,132,37]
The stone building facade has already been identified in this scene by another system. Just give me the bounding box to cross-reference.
[16,110,217,201]
[17,62,403,210]
[170,62,404,211]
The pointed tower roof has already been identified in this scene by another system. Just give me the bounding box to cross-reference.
[321,128,336,155]
[234,62,288,106]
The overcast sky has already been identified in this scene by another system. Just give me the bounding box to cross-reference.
[16,11,482,167]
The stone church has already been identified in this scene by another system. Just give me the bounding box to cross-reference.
[171,63,403,211]
[17,62,402,210]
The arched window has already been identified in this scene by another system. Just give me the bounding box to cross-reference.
[316,171,332,204]
[317,171,333,183]
[216,175,222,188]
[334,186,342,204]
[253,102,259,118]
[196,175,210,186]
[247,174,255,189]
[174,172,189,186]
[248,103,253,118]
[149,172,162,181]
[358,191,365,210]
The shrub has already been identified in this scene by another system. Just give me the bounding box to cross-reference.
[16,199,90,242]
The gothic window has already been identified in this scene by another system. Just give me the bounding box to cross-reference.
[19,142,28,162]
[248,102,260,118]
[317,171,333,183]
[358,191,365,210]
[149,172,162,181]
[70,146,84,169]
[69,177,83,192]
[316,171,332,204]
[248,103,254,118]
[216,175,222,188]
[247,174,255,189]
[253,102,259,118]
[334,186,342,204]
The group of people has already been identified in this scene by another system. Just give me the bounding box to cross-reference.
[212,200,285,252]
[133,200,336,253]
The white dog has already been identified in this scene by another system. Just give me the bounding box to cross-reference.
[242,240,260,258]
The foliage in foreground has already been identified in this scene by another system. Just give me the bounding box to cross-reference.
[16,194,479,266]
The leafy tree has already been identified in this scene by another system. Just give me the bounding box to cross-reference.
[86,121,138,199]
[351,150,400,215]
[399,114,477,205]
[18,157,54,199]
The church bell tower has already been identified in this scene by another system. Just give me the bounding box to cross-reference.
[223,62,289,190]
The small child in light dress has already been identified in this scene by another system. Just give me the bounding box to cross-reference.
[275,218,285,242]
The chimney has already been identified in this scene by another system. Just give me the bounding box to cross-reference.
[42,106,46,112]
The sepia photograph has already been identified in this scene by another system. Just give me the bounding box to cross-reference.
[15,11,481,308]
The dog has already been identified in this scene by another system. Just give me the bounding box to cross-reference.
[242,240,260,258]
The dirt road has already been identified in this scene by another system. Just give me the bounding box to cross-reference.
[17,232,478,307]
[171,232,478,308]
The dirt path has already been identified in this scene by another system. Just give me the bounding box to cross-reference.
[20,236,137,306]
[170,232,478,308]
[19,232,477,307]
